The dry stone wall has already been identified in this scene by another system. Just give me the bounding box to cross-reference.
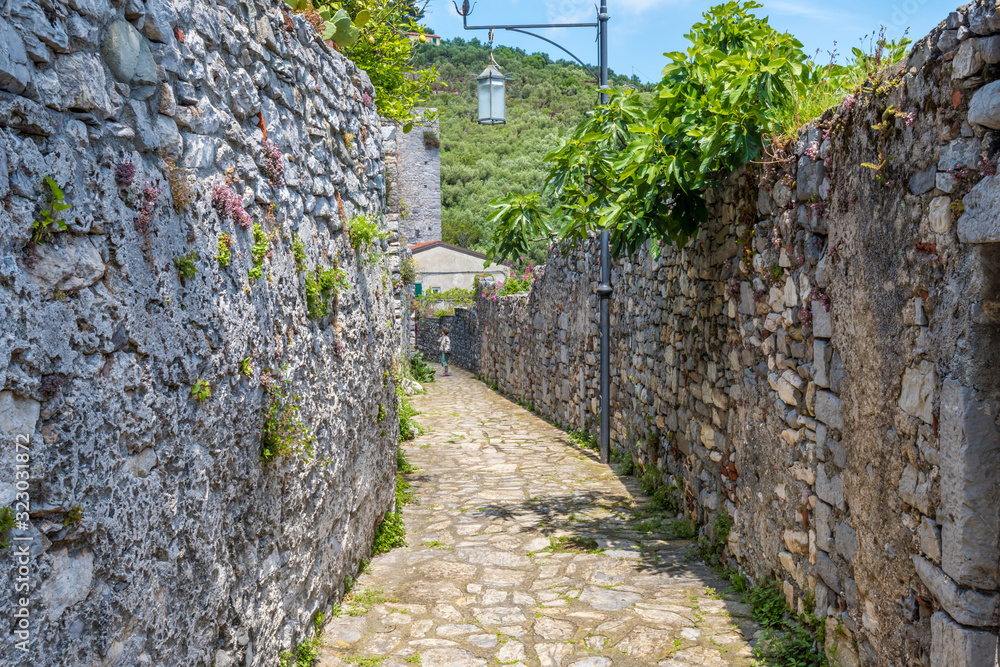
[474,3,1000,665]
[0,0,404,664]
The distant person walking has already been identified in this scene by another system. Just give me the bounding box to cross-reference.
[440,327,451,376]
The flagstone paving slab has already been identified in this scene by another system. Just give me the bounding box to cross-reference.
[317,366,758,667]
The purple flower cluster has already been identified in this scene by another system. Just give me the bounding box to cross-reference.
[903,111,917,128]
[803,142,819,161]
[41,373,65,399]
[260,140,285,188]
[212,181,252,229]
[799,307,813,329]
[808,286,831,312]
[361,91,373,108]
[725,277,741,301]
[115,160,136,186]
[135,182,163,235]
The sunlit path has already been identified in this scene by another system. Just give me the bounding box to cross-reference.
[317,366,759,667]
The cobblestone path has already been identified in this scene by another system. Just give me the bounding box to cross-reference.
[317,367,759,667]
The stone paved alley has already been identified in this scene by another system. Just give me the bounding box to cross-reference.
[316,368,760,667]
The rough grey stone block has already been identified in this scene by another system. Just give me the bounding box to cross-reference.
[817,465,845,510]
[815,390,843,430]
[940,381,1000,589]
[914,556,1000,627]
[0,17,31,94]
[836,522,857,561]
[909,165,937,195]
[958,175,1000,243]
[930,611,999,666]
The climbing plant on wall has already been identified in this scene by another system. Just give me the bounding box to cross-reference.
[286,0,437,123]
[486,1,815,262]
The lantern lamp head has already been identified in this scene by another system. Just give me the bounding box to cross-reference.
[477,62,506,125]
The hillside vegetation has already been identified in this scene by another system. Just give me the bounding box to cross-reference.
[411,38,644,261]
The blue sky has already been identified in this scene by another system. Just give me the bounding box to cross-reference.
[422,0,958,82]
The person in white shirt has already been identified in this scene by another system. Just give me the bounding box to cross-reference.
[439,328,451,377]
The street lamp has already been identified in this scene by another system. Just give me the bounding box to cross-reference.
[454,0,614,465]
[476,57,506,125]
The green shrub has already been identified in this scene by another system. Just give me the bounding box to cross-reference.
[398,395,421,442]
[409,352,435,383]
[261,389,316,462]
[754,623,828,667]
[566,429,598,451]
[750,580,789,629]
[397,446,414,474]
[372,510,406,555]
[346,214,387,252]
[278,611,325,667]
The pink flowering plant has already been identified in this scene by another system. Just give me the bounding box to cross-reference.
[212,181,252,229]
[260,140,285,188]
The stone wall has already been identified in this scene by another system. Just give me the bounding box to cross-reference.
[0,0,404,664]
[415,308,479,372]
[390,109,441,245]
[471,3,1000,664]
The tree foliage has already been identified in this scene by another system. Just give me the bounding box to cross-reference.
[410,38,646,262]
[486,1,816,262]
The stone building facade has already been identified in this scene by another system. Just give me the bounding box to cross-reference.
[444,3,1000,664]
[0,0,404,664]
[387,109,441,245]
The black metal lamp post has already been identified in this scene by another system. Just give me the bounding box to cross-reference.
[454,0,613,463]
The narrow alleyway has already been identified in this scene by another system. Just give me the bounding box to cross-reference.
[317,367,759,667]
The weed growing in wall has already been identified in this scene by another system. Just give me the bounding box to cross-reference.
[0,507,14,549]
[399,256,417,284]
[159,146,194,213]
[261,388,316,462]
[173,251,198,280]
[217,233,233,267]
[62,505,83,528]
[278,611,324,667]
[292,234,308,272]
[32,176,71,244]
[249,223,269,281]
[345,214,387,253]
[190,377,211,401]
[305,262,349,319]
